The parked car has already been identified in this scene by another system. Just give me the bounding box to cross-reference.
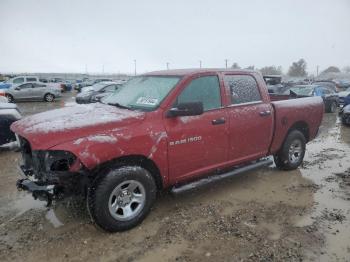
[75,79,113,93]
[75,82,122,104]
[0,99,21,146]
[0,76,40,89]
[271,85,338,113]
[12,69,324,232]
[313,80,339,92]
[4,82,62,102]
[340,104,350,125]
[337,87,350,108]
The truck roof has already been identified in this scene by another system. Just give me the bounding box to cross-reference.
[144,68,256,76]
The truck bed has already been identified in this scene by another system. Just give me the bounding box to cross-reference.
[269,97,324,154]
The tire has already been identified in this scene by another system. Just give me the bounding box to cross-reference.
[44,93,55,102]
[88,166,157,232]
[5,94,14,103]
[273,130,306,170]
[327,101,337,113]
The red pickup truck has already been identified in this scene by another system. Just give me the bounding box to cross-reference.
[11,69,324,232]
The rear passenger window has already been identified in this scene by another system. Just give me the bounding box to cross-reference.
[176,76,221,111]
[224,75,261,104]
[26,77,37,82]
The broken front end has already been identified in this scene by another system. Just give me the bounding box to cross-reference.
[16,136,89,205]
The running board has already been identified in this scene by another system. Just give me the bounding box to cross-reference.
[171,158,273,194]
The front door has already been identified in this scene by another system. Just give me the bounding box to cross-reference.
[164,75,229,184]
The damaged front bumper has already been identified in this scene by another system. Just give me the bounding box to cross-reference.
[16,164,88,206]
[16,165,61,206]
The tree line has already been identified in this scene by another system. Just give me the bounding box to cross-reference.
[230,59,350,77]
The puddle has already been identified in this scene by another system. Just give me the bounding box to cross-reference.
[298,114,350,261]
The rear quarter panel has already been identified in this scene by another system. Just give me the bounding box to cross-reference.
[269,97,324,154]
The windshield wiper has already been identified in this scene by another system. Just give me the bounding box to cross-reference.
[107,102,132,110]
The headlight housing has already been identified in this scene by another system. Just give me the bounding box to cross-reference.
[43,150,77,172]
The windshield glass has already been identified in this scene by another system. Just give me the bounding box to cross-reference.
[288,86,314,96]
[101,76,181,111]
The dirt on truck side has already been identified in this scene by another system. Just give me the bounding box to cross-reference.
[1,107,350,261]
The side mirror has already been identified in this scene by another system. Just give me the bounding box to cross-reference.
[15,87,20,91]
[167,102,204,117]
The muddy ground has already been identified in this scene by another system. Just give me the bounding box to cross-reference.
[0,94,350,261]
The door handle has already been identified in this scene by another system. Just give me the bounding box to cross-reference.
[212,118,226,125]
[259,110,271,117]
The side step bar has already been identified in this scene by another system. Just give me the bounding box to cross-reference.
[171,158,273,194]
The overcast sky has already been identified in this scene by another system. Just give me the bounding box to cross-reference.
[1,0,349,75]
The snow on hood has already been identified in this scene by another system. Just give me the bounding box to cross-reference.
[338,91,350,98]
[11,103,145,149]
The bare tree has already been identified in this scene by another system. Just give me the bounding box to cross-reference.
[259,66,282,75]
[321,66,340,75]
[288,59,307,77]
[231,63,241,69]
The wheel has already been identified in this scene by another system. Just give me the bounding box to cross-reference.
[5,94,14,103]
[273,130,306,170]
[44,93,55,102]
[88,166,157,232]
[328,101,337,113]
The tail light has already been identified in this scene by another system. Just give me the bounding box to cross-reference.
[0,92,5,97]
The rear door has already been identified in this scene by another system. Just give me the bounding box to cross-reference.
[164,75,229,183]
[223,74,274,163]
[32,83,47,98]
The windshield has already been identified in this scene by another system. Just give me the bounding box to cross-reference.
[286,86,314,96]
[101,76,181,111]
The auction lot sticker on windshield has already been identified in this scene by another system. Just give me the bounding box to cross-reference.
[136,97,158,106]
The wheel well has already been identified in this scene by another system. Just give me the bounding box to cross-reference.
[288,121,310,142]
[93,155,164,190]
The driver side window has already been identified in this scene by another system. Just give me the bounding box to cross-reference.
[176,76,221,111]
[19,83,32,89]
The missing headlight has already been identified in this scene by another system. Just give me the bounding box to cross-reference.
[44,151,77,172]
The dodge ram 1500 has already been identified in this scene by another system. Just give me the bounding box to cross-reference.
[11,69,324,232]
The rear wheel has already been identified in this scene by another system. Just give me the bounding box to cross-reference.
[5,94,14,103]
[88,166,157,232]
[44,93,55,102]
[274,130,306,170]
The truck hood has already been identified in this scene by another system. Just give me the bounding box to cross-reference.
[11,103,145,149]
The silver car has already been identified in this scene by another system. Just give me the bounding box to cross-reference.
[4,82,62,102]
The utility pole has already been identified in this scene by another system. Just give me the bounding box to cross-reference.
[85,64,88,74]
[102,64,105,74]
[134,60,137,76]
[166,62,170,70]
[199,60,202,68]
[316,65,319,77]
[225,59,228,69]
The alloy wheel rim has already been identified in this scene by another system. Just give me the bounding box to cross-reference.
[108,180,146,221]
[288,139,302,164]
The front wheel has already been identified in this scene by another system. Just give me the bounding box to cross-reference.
[88,166,157,232]
[274,130,306,170]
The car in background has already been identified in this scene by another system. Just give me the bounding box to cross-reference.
[50,78,73,92]
[337,87,350,108]
[0,76,40,89]
[75,78,113,92]
[0,97,21,146]
[313,80,339,92]
[4,82,62,102]
[340,104,350,125]
[75,81,122,104]
[280,85,338,113]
